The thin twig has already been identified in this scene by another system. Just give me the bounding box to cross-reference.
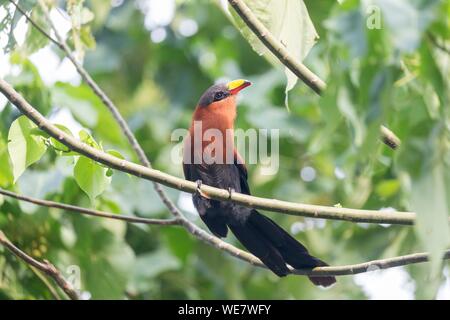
[227,0,400,150]
[28,265,62,300]
[427,32,450,55]
[0,188,180,226]
[292,250,450,276]
[0,230,80,300]
[231,243,450,276]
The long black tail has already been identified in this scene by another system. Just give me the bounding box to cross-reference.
[228,210,336,287]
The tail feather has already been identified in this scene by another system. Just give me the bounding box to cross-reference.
[306,259,336,287]
[230,210,336,287]
[228,222,290,277]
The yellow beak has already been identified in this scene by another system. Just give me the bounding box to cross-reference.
[227,79,252,95]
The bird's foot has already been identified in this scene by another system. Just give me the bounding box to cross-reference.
[195,180,211,199]
[227,187,235,200]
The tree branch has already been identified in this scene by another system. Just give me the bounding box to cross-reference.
[0,78,418,226]
[238,245,450,276]
[0,230,80,300]
[5,1,312,281]
[2,2,440,281]
[0,188,179,226]
[0,78,429,226]
[4,78,450,279]
[28,264,63,300]
[2,188,449,277]
[227,0,401,150]
[291,250,450,276]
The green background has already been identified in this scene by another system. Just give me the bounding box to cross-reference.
[0,0,449,299]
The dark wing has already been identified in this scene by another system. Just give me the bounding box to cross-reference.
[184,149,336,286]
[233,151,250,195]
[183,162,229,237]
[182,150,251,238]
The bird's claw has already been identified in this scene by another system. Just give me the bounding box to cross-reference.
[227,187,235,199]
[196,179,202,191]
[195,180,211,199]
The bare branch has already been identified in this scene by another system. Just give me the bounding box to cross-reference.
[2,188,449,277]
[2,2,439,281]
[28,265,63,300]
[4,78,450,279]
[0,78,426,226]
[292,250,450,276]
[0,78,419,227]
[0,230,80,300]
[227,0,400,150]
[0,188,180,226]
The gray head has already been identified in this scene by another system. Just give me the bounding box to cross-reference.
[197,79,251,107]
[198,83,230,107]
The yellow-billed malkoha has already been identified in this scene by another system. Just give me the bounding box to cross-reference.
[183,80,335,287]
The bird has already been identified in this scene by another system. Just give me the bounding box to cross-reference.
[182,79,336,287]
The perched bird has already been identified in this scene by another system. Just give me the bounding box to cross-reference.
[183,79,336,287]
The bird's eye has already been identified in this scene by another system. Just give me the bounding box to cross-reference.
[214,91,224,101]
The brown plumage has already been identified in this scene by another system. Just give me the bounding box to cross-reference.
[182,80,336,287]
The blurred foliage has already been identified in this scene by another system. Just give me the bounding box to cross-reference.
[0,0,449,299]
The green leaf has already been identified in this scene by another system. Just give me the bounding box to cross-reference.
[89,0,111,28]
[73,155,111,202]
[66,1,95,60]
[51,85,98,127]
[374,0,440,52]
[78,129,100,149]
[411,149,450,297]
[162,228,195,264]
[128,249,180,293]
[1,0,36,52]
[48,124,74,153]
[71,217,135,299]
[375,179,400,198]
[51,83,126,145]
[103,149,124,178]
[337,86,365,146]
[0,144,13,188]
[324,8,367,58]
[105,168,113,177]
[21,7,50,54]
[7,116,47,182]
[80,25,96,49]
[106,149,125,160]
[7,57,51,115]
[230,0,318,97]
